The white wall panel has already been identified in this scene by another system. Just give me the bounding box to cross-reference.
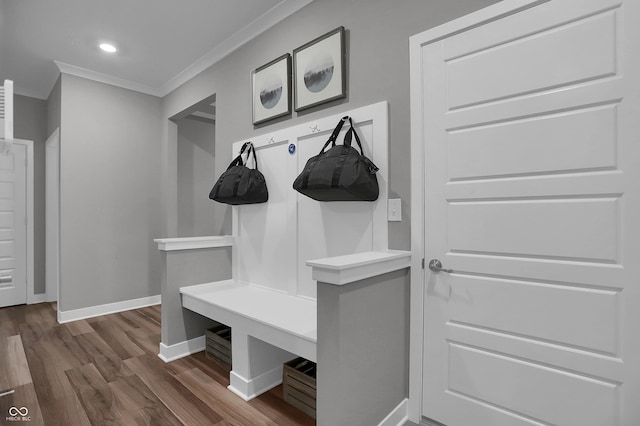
[232,103,388,300]
[296,123,376,298]
[236,142,297,293]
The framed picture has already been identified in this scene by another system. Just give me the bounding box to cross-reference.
[293,26,346,112]
[252,53,292,125]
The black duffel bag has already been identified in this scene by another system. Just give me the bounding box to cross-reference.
[293,116,379,201]
[209,141,268,205]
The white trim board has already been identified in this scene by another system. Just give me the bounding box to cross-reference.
[45,128,60,304]
[58,294,161,323]
[408,0,550,423]
[307,250,410,286]
[228,367,283,402]
[377,398,409,426]
[12,139,37,306]
[158,335,206,363]
[154,235,234,252]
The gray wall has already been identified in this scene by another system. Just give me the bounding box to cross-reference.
[46,76,61,137]
[162,0,499,249]
[59,73,163,311]
[317,269,410,426]
[14,94,48,295]
[160,247,231,345]
[176,118,216,237]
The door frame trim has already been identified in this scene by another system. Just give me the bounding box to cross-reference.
[45,128,60,303]
[408,0,549,422]
[12,139,36,304]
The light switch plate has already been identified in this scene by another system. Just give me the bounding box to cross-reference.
[388,198,402,222]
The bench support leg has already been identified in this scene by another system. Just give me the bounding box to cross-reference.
[227,329,295,401]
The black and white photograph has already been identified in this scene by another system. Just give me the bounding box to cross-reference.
[252,53,291,125]
[293,26,346,111]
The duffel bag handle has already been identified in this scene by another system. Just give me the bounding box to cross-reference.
[343,118,379,174]
[241,142,260,170]
[319,116,349,153]
[227,142,259,170]
[319,116,367,157]
[342,117,364,156]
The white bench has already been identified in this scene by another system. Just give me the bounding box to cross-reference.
[179,249,412,405]
[181,279,316,399]
[162,103,391,402]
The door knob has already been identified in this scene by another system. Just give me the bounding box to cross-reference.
[428,259,453,273]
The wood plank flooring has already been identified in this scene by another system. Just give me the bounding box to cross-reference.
[0,303,315,425]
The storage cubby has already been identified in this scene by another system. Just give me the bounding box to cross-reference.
[283,357,317,419]
[205,323,232,367]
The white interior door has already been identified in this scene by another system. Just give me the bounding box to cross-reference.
[0,143,27,307]
[414,0,640,424]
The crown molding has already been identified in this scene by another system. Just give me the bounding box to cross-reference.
[49,0,313,99]
[54,61,163,97]
[159,0,314,96]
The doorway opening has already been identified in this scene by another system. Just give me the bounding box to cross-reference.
[0,138,34,308]
[171,94,216,237]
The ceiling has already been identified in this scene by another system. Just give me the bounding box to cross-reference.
[0,0,312,99]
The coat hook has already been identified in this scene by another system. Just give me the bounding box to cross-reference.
[310,124,320,133]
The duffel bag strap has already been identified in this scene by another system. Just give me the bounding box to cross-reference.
[227,154,243,169]
[319,116,349,153]
[344,118,379,174]
[343,117,365,155]
[238,141,260,170]
[226,141,251,169]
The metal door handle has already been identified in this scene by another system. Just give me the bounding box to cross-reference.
[0,275,12,283]
[428,259,453,273]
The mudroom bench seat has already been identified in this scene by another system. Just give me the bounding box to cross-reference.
[178,278,316,401]
[180,279,317,362]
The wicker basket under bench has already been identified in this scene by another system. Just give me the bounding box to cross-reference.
[283,357,317,419]
[205,323,232,367]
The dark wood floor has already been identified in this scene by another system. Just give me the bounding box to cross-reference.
[0,302,315,425]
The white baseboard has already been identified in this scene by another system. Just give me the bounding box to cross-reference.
[378,398,409,426]
[158,335,206,363]
[27,293,47,305]
[227,367,283,401]
[57,294,161,324]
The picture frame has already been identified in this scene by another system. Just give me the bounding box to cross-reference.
[293,26,346,112]
[252,53,292,125]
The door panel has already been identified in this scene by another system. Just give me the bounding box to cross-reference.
[448,343,617,426]
[419,0,640,424]
[444,5,618,109]
[0,143,26,307]
[448,198,619,262]
[449,275,618,354]
[447,105,617,180]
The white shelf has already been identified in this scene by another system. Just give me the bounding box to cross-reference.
[306,250,411,286]
[154,235,234,252]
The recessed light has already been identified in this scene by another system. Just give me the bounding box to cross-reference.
[99,43,117,53]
